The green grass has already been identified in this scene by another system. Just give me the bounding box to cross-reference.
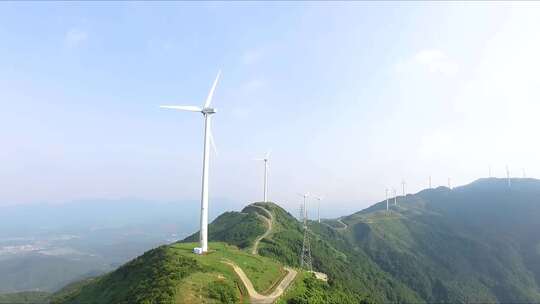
[174,272,242,304]
[276,271,371,304]
[52,242,285,304]
[183,212,266,249]
[171,242,285,294]
[51,245,203,304]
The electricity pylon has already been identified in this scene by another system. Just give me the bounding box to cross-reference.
[299,195,312,271]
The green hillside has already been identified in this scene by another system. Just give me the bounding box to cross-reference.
[49,178,540,303]
[193,180,540,303]
[193,202,419,303]
[338,178,540,303]
[183,210,266,249]
[50,242,289,304]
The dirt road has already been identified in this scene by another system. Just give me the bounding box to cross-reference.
[223,261,297,304]
[251,205,274,255]
[336,219,348,229]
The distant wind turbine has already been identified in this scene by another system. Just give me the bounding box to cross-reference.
[401,180,406,196]
[506,165,511,188]
[313,196,323,223]
[385,188,389,212]
[429,176,432,189]
[393,188,397,206]
[254,152,271,202]
[160,71,221,254]
[298,193,309,225]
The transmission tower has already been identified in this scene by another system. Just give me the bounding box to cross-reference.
[300,226,313,271]
[299,194,313,271]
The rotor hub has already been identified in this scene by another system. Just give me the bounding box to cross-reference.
[202,107,217,114]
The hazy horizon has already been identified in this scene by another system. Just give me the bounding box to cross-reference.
[2,3,540,213]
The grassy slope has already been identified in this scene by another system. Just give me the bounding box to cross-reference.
[51,242,286,304]
[170,242,284,295]
[183,211,266,250]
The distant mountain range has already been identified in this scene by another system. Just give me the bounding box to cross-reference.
[4,178,540,303]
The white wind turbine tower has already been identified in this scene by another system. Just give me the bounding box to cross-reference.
[429,176,432,189]
[392,188,397,206]
[160,71,221,254]
[385,188,389,212]
[506,165,511,188]
[401,180,406,196]
[298,193,309,223]
[255,152,271,202]
[313,196,323,223]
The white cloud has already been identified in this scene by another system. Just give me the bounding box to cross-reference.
[414,49,459,76]
[65,28,88,48]
[396,49,459,76]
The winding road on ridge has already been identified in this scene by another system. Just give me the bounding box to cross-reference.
[323,218,348,230]
[223,261,297,304]
[251,205,274,255]
[222,204,297,303]
[336,219,348,230]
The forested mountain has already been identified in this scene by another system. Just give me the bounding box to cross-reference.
[335,178,540,303]
[188,178,540,303]
[28,178,540,303]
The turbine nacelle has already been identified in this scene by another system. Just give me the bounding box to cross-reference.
[202,107,217,115]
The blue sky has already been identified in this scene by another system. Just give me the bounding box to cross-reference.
[1,2,540,216]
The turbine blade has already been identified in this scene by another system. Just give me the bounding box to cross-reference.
[208,125,218,156]
[204,70,221,108]
[265,150,271,159]
[160,105,202,112]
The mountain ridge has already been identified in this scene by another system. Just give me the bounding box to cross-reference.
[10,178,540,303]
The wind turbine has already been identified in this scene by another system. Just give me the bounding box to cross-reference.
[385,188,389,212]
[401,180,406,196]
[160,71,221,254]
[392,188,397,206]
[313,196,323,223]
[506,165,511,188]
[429,176,432,189]
[254,152,271,202]
[298,193,309,225]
